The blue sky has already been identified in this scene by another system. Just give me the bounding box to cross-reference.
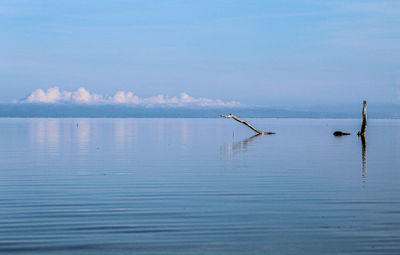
[1,0,399,107]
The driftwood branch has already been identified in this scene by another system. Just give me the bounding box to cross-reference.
[220,114,275,135]
[358,100,367,136]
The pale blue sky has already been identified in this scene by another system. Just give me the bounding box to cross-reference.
[1,0,399,107]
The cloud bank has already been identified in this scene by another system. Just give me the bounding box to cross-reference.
[21,87,240,107]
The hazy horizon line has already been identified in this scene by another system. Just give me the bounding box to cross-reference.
[1,103,399,119]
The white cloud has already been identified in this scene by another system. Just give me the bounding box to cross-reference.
[21,87,240,107]
[26,87,72,103]
[72,88,104,104]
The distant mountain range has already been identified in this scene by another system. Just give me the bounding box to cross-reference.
[0,104,399,118]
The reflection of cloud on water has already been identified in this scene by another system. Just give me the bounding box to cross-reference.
[221,134,263,160]
[29,119,45,146]
[29,119,60,154]
[115,119,138,150]
[156,119,165,146]
[77,119,90,155]
[180,119,189,147]
[115,119,126,150]
[47,120,60,150]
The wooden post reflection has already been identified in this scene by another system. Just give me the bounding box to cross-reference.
[361,135,367,182]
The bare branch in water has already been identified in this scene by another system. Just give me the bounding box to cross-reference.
[220,114,275,135]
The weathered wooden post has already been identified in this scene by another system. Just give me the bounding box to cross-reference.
[358,100,367,136]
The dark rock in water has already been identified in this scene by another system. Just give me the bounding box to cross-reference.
[333,131,351,136]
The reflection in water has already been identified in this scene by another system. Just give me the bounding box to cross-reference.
[361,135,367,183]
[115,119,126,150]
[157,119,165,146]
[221,134,263,159]
[115,119,137,150]
[29,119,60,154]
[47,120,60,152]
[29,119,45,146]
[180,119,189,146]
[76,119,90,155]
[4,119,400,255]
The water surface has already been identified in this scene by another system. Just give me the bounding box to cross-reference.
[0,118,399,254]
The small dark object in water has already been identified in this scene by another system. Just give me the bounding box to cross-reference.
[333,131,350,136]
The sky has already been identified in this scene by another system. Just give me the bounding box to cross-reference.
[0,0,400,108]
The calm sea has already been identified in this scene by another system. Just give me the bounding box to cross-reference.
[0,118,399,254]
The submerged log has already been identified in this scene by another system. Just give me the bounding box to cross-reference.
[358,100,367,136]
[333,131,351,136]
[220,114,275,135]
